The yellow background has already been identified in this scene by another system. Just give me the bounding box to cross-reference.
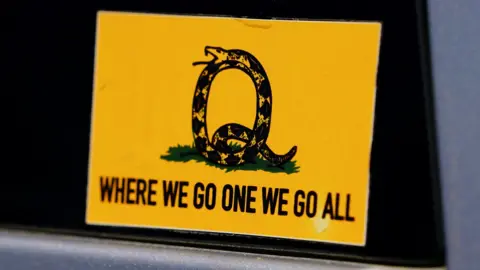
[86,11,381,246]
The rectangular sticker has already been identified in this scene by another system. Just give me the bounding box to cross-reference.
[86,11,382,246]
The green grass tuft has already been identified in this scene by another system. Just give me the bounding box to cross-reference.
[160,143,300,174]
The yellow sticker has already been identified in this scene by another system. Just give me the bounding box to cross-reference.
[86,11,382,246]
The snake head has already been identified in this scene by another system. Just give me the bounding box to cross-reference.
[205,46,229,61]
[193,46,229,66]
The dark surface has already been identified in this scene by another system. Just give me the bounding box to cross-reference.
[4,0,444,267]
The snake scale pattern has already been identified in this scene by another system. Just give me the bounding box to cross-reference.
[191,46,297,168]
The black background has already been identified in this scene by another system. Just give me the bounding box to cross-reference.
[4,0,444,267]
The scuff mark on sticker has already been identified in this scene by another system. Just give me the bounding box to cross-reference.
[234,19,272,29]
[314,216,330,233]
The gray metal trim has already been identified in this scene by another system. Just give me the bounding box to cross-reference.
[0,229,441,270]
[426,0,480,270]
